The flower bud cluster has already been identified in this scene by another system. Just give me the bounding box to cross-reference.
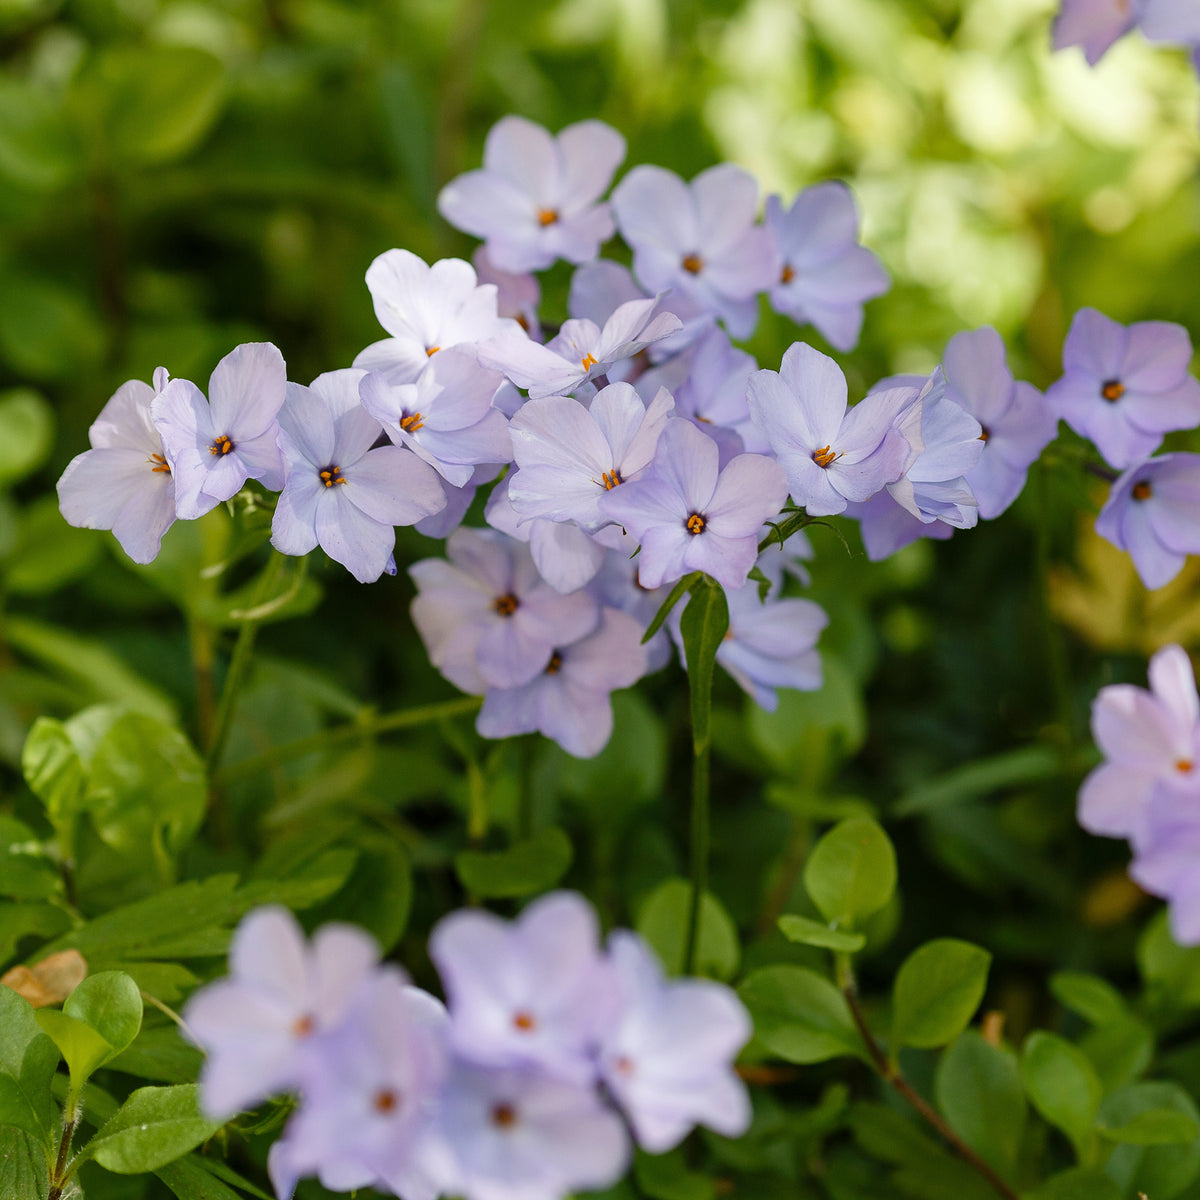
[184,893,752,1200]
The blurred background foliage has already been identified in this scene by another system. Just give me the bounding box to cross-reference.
[5,0,1200,1197]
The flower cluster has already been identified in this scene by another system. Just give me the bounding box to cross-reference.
[184,893,752,1200]
[1079,644,1200,944]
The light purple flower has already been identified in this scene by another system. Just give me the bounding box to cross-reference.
[586,543,674,672]
[429,891,619,1083]
[1140,0,1200,44]
[1095,453,1200,588]
[473,246,541,339]
[600,418,788,590]
[941,327,1058,519]
[418,463,504,541]
[354,250,521,386]
[1130,790,1200,945]
[506,382,675,532]
[598,931,752,1153]
[746,342,914,517]
[57,367,178,564]
[1053,0,1141,64]
[267,977,447,1200]
[359,348,513,488]
[152,342,287,520]
[611,164,778,339]
[409,527,599,693]
[479,297,682,400]
[1078,643,1200,845]
[845,491,955,560]
[1045,308,1200,469]
[437,117,626,273]
[271,369,446,583]
[425,1060,629,1200]
[475,607,648,757]
[765,184,889,352]
[183,906,381,1120]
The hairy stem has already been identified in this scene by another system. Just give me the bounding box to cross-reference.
[46,1086,81,1200]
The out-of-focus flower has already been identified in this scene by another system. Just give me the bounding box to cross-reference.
[1130,790,1200,944]
[1046,308,1200,469]
[764,184,889,352]
[438,117,626,273]
[272,369,446,583]
[57,367,178,564]
[152,342,288,519]
[1053,0,1141,63]
[472,247,541,339]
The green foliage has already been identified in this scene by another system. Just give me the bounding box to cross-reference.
[1021,1031,1104,1162]
[637,880,739,980]
[0,986,58,1143]
[1098,1083,1200,1199]
[737,966,865,1064]
[803,817,897,928]
[36,971,142,1088]
[891,938,991,1050]
[777,915,866,952]
[455,827,573,899]
[81,1084,221,1173]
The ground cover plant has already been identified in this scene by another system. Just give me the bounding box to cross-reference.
[6,1,1200,1199]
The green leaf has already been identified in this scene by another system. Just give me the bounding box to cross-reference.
[634,1147,715,1200]
[1138,910,1200,1010]
[934,1031,1026,1178]
[1098,1108,1200,1145]
[87,46,228,165]
[0,816,61,902]
[0,78,75,191]
[82,1084,221,1173]
[892,745,1063,816]
[777,914,866,952]
[156,1154,244,1199]
[0,278,105,382]
[1020,1031,1103,1161]
[5,495,100,595]
[679,576,729,752]
[1050,970,1129,1026]
[106,1026,204,1084]
[891,939,991,1050]
[21,717,86,841]
[1098,1082,1200,1199]
[0,1127,49,1199]
[302,839,409,953]
[1079,1014,1154,1093]
[737,965,865,1064]
[0,390,54,486]
[64,971,143,1061]
[803,816,897,927]
[642,572,701,644]
[1026,1168,1122,1200]
[0,903,72,967]
[636,879,739,980]
[0,986,58,1141]
[82,712,206,859]
[455,827,573,899]
[34,1009,114,1087]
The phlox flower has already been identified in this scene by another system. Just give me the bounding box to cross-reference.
[940,327,1058,519]
[611,164,778,339]
[359,347,513,487]
[1078,643,1200,846]
[506,382,675,532]
[475,607,648,757]
[267,977,447,1200]
[1095,453,1200,588]
[429,891,619,1084]
[152,342,288,520]
[479,297,682,400]
[183,906,381,1120]
[600,418,788,591]
[1130,790,1200,945]
[354,250,521,386]
[586,543,674,672]
[765,184,889,353]
[844,491,955,560]
[57,367,177,564]
[271,369,446,583]
[1045,308,1200,469]
[409,527,599,693]
[746,342,914,517]
[599,931,751,1153]
[437,116,626,273]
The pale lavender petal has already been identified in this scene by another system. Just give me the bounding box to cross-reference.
[557,119,626,212]
[529,519,606,593]
[612,165,697,263]
[315,488,396,583]
[271,463,323,558]
[343,445,446,527]
[232,424,286,492]
[706,453,788,538]
[278,381,335,467]
[110,472,178,564]
[692,164,760,256]
[1121,321,1195,393]
[209,342,287,441]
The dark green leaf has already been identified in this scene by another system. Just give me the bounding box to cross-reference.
[679,576,729,752]
[0,80,76,191]
[1050,970,1128,1026]
[6,496,100,596]
[1098,1108,1199,1145]
[634,1147,715,1200]
[892,746,1063,816]
[82,1084,221,1173]
[637,879,739,980]
[0,986,58,1141]
[1020,1031,1102,1161]
[737,966,865,1064]
[455,827,572,900]
[156,1154,244,1200]
[1099,1082,1200,1199]
[891,939,990,1050]
[642,572,701,644]
[0,1127,49,1199]
[1025,1168,1122,1200]
[804,816,897,927]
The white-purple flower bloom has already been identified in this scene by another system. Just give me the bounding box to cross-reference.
[506,382,675,532]
[611,164,778,340]
[183,906,381,1120]
[1095,453,1200,588]
[746,342,914,517]
[409,527,599,694]
[430,891,619,1084]
[271,370,446,583]
[359,348,513,488]
[764,184,889,353]
[1130,789,1200,945]
[354,250,521,386]
[267,976,448,1200]
[1045,308,1200,469]
[941,327,1058,519]
[438,117,626,274]
[844,491,955,560]
[1078,643,1200,846]
[479,297,682,400]
[57,367,178,564]
[600,418,788,590]
[1053,0,1141,63]
[599,931,752,1153]
[152,342,288,520]
[475,607,648,757]
[425,1060,629,1200]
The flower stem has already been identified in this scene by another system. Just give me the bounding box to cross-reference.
[683,730,711,975]
[46,1084,81,1200]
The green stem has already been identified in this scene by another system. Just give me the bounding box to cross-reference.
[46,1085,81,1200]
[1033,464,1076,746]
[213,696,483,785]
[683,730,711,976]
[206,552,285,773]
